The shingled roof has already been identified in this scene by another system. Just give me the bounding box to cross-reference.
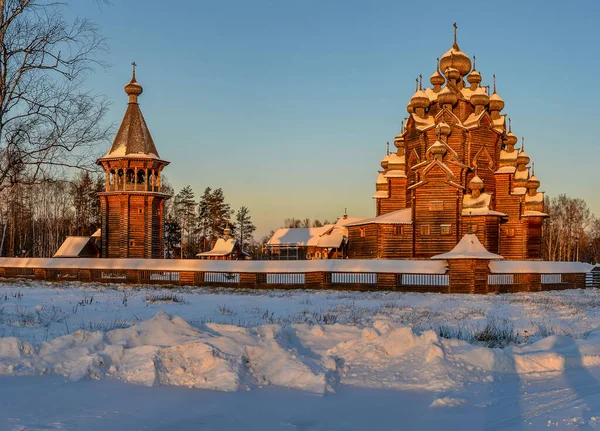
[100,69,161,160]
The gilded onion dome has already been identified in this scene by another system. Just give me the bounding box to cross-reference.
[437,86,457,106]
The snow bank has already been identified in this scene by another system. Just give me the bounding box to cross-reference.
[1,312,600,394]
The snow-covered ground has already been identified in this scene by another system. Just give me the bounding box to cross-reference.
[1,280,600,430]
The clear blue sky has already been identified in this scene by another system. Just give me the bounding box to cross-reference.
[72,0,600,238]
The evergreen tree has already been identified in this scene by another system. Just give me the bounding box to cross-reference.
[174,185,197,258]
[235,206,256,250]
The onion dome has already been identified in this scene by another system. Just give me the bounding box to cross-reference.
[467,70,481,85]
[505,131,518,147]
[469,175,484,192]
[526,175,540,191]
[489,92,505,112]
[470,86,489,108]
[517,148,530,166]
[436,121,451,139]
[444,67,460,81]
[430,58,445,87]
[440,48,471,77]
[376,172,387,185]
[125,69,143,103]
[440,24,471,77]
[437,86,457,107]
[430,140,447,160]
[406,102,414,114]
[410,89,430,110]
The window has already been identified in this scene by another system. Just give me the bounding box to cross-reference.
[440,224,451,235]
[138,208,144,214]
[420,225,431,235]
[393,226,401,236]
[129,240,135,247]
[428,201,444,211]
[505,228,515,237]
[360,228,365,238]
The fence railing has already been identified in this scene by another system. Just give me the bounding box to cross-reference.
[331,272,376,284]
[400,274,449,286]
[204,272,240,283]
[541,274,562,284]
[266,273,305,284]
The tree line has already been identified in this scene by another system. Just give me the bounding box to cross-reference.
[164,184,257,259]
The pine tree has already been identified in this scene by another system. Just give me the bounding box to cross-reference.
[174,185,197,258]
[235,206,256,250]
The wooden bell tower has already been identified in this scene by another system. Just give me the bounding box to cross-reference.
[97,64,171,258]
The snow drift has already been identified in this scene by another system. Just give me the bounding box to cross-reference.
[1,312,599,394]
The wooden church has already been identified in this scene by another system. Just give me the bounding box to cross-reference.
[347,25,547,260]
[96,65,171,258]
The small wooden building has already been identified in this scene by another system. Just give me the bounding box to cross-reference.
[266,215,365,260]
[196,228,249,260]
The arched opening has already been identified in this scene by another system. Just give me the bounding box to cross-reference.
[137,170,145,184]
[117,169,124,186]
[126,169,135,184]
[149,171,155,190]
[109,170,115,185]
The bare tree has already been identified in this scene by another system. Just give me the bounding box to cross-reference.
[0,0,110,191]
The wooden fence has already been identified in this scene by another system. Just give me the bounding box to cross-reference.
[0,258,593,293]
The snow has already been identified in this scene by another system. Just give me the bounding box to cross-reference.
[196,238,237,257]
[512,186,527,195]
[345,208,412,226]
[462,193,508,217]
[53,237,96,258]
[376,172,387,185]
[495,165,516,174]
[523,210,549,217]
[515,167,529,180]
[266,225,333,246]
[2,283,600,429]
[0,257,447,274]
[489,260,593,274]
[372,190,389,198]
[431,233,503,260]
[500,150,518,161]
[383,169,406,178]
[525,192,544,203]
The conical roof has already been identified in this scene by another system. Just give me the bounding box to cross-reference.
[100,69,162,160]
[431,233,503,260]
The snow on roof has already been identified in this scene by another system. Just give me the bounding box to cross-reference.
[267,225,334,247]
[490,261,593,274]
[376,172,387,185]
[53,237,98,258]
[196,238,238,257]
[384,170,406,178]
[522,210,549,217]
[512,187,527,195]
[500,150,518,161]
[515,168,529,181]
[91,229,101,238]
[495,166,516,174]
[461,193,507,217]
[345,208,412,227]
[373,190,389,199]
[0,257,448,274]
[431,234,503,260]
[525,192,544,203]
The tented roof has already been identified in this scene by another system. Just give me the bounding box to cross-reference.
[431,234,503,260]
